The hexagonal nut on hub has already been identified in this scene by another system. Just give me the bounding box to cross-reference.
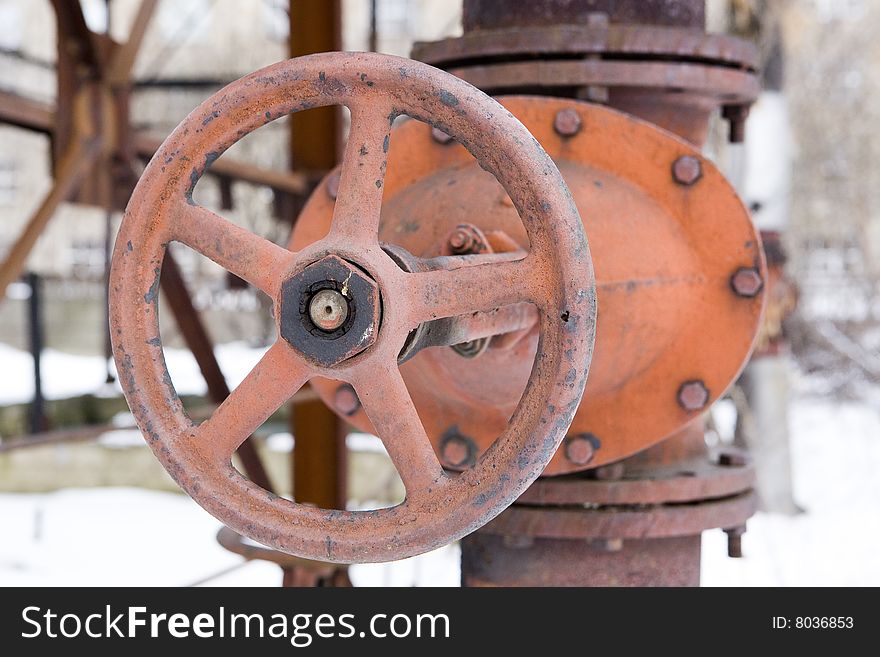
[279,255,381,367]
[678,380,709,411]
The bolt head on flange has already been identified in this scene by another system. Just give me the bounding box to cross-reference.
[563,433,598,466]
[730,267,763,297]
[553,108,582,137]
[279,255,381,367]
[672,155,703,186]
[677,380,709,411]
[439,429,477,469]
[334,383,361,416]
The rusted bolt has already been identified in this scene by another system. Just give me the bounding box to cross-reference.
[334,384,360,416]
[724,524,746,558]
[591,462,625,481]
[564,433,598,466]
[722,105,750,144]
[502,534,534,549]
[441,437,470,467]
[730,267,764,297]
[326,170,340,199]
[717,450,750,467]
[589,538,623,552]
[308,289,349,332]
[677,380,709,411]
[447,223,489,255]
[431,126,454,145]
[449,228,475,253]
[440,430,476,468]
[672,155,702,186]
[553,108,582,137]
[452,337,490,359]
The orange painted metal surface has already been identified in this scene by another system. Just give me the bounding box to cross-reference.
[110,53,596,563]
[291,96,765,475]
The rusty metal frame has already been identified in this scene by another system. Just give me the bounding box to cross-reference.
[0,0,321,490]
[0,0,308,301]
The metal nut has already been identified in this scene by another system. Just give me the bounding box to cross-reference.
[563,433,598,465]
[722,105,750,144]
[452,338,490,359]
[447,223,489,255]
[677,380,709,411]
[730,267,763,297]
[279,255,381,367]
[591,462,625,481]
[326,169,340,199]
[334,384,360,416]
[431,126,454,145]
[672,155,702,186]
[724,524,746,558]
[440,431,476,468]
[449,228,475,253]
[553,108,582,137]
[717,450,750,467]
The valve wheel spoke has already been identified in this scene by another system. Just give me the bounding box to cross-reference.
[328,102,394,245]
[170,202,293,297]
[350,359,447,498]
[403,253,537,326]
[193,341,310,463]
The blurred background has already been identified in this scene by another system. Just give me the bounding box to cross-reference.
[0,0,878,586]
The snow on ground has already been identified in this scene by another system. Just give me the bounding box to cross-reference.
[0,487,459,587]
[0,342,268,406]
[0,396,876,586]
[702,398,880,586]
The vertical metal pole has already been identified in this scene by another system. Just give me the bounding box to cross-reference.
[289,0,346,512]
[289,0,342,171]
[102,0,115,384]
[292,400,347,509]
[103,209,115,382]
[369,0,378,52]
[27,272,47,434]
[285,0,349,587]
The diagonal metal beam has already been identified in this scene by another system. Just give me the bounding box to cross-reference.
[0,135,102,299]
[107,0,160,86]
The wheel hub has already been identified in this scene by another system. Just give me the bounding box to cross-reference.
[278,254,381,367]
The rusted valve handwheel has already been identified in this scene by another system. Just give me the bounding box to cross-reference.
[109,52,595,563]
